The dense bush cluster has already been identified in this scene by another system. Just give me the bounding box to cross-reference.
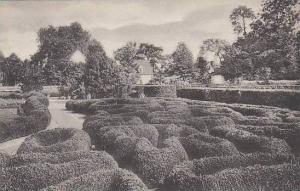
[17,128,91,154]
[0,91,51,143]
[0,128,148,191]
[65,97,300,190]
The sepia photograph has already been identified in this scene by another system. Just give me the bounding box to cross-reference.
[0,0,300,190]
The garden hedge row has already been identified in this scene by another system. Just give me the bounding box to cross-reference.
[17,128,91,154]
[132,137,188,188]
[41,168,148,191]
[0,91,51,143]
[177,88,300,110]
[132,85,177,98]
[164,153,298,191]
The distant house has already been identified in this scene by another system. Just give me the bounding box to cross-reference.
[134,54,154,84]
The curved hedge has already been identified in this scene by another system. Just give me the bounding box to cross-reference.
[41,168,148,191]
[17,128,91,154]
[164,153,297,191]
[179,133,239,159]
[0,91,51,142]
[132,137,188,188]
[92,125,158,165]
[0,151,10,168]
[210,125,291,154]
[10,150,118,168]
[1,158,117,191]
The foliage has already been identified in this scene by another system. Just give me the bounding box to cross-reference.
[1,53,24,86]
[193,56,210,83]
[230,6,256,37]
[84,40,123,98]
[200,39,229,63]
[168,42,194,81]
[34,22,90,85]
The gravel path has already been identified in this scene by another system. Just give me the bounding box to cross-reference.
[0,98,86,155]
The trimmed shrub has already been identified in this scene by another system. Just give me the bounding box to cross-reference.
[210,125,292,154]
[17,128,91,154]
[203,164,300,191]
[0,121,10,142]
[164,153,297,191]
[134,85,177,98]
[93,125,158,165]
[153,124,204,146]
[179,133,239,159]
[1,158,116,191]
[83,114,143,140]
[132,137,188,188]
[41,168,148,191]
[0,151,10,168]
[236,124,300,154]
[187,116,235,132]
[10,151,118,168]
[65,99,98,113]
[177,88,300,111]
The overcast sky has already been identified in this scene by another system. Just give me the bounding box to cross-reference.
[0,0,262,59]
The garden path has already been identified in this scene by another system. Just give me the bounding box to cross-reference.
[0,98,85,155]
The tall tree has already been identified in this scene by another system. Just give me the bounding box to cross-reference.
[1,53,24,86]
[169,42,194,80]
[84,40,122,98]
[230,6,256,37]
[200,39,229,63]
[35,22,91,85]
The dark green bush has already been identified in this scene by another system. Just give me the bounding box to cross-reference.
[211,125,291,154]
[179,133,239,159]
[132,137,188,188]
[177,88,300,111]
[92,125,158,165]
[1,158,116,191]
[164,153,297,191]
[41,168,148,191]
[133,85,177,98]
[17,128,91,154]
[10,150,118,168]
[0,151,10,168]
[65,99,98,114]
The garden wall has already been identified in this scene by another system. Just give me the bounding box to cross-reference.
[177,88,300,111]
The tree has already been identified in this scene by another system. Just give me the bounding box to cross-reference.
[200,39,229,63]
[20,59,44,91]
[230,6,256,37]
[83,40,122,98]
[250,0,299,79]
[114,42,164,84]
[193,56,210,83]
[169,42,194,80]
[1,53,24,86]
[35,22,91,85]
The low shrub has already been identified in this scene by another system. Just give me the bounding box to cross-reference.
[132,137,188,188]
[83,114,143,140]
[93,125,158,165]
[187,116,235,132]
[164,153,297,191]
[0,151,10,168]
[236,124,300,154]
[10,150,118,168]
[17,128,91,154]
[65,100,98,114]
[179,133,239,159]
[134,85,177,98]
[1,158,116,191]
[41,168,148,191]
[225,130,291,154]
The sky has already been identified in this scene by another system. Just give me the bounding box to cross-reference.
[0,0,262,60]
